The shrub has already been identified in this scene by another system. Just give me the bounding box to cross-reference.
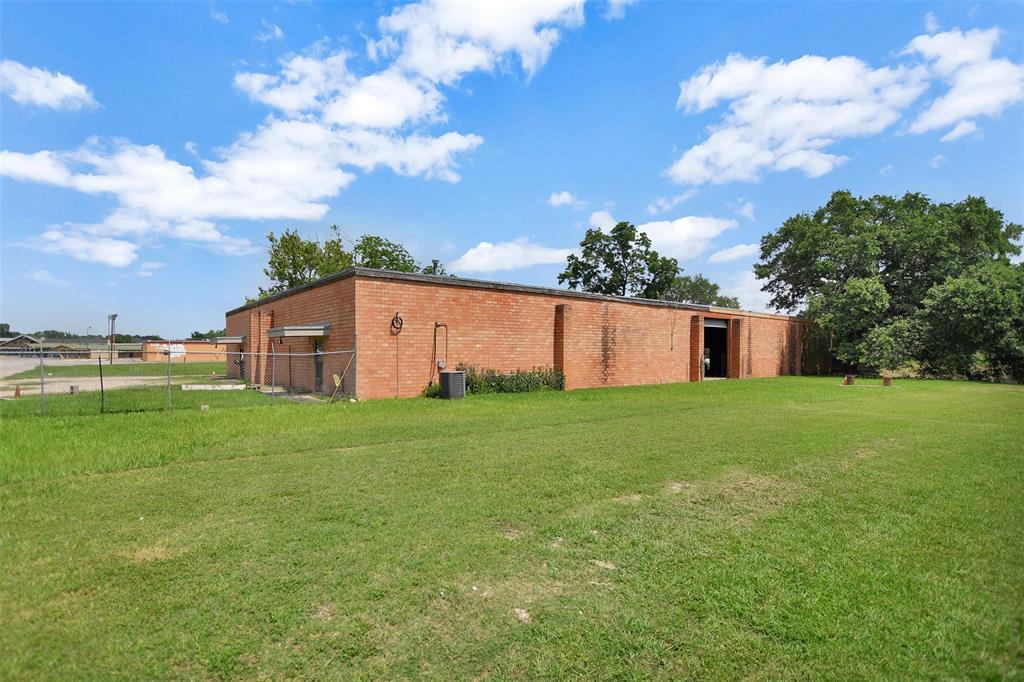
[423,365,564,397]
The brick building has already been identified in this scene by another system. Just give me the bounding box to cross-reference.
[141,340,227,362]
[222,267,808,399]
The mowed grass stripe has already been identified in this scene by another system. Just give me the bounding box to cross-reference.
[0,378,1021,678]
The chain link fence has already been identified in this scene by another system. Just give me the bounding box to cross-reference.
[0,347,356,416]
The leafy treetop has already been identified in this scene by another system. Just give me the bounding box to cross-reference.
[663,274,740,308]
[558,221,678,299]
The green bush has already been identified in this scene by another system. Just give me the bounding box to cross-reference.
[423,365,565,397]
[458,364,565,394]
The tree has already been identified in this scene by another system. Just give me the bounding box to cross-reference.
[914,262,1024,381]
[558,221,678,299]
[256,226,442,300]
[858,318,917,377]
[190,329,226,340]
[662,274,739,308]
[259,225,352,299]
[755,191,1022,373]
[352,235,418,272]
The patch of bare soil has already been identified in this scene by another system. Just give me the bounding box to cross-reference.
[840,437,899,469]
[119,545,181,563]
[314,602,335,621]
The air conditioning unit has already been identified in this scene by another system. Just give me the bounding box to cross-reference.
[440,370,465,399]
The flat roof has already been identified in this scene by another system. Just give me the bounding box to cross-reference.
[226,267,799,321]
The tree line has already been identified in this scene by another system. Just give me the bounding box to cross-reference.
[256,223,739,308]
[253,190,1022,381]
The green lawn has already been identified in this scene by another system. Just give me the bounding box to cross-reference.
[0,384,271,418]
[8,361,227,380]
[1,378,1021,679]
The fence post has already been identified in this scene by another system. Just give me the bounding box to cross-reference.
[98,357,105,414]
[166,349,172,410]
[38,343,45,415]
[271,344,276,404]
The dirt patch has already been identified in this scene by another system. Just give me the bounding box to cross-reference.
[492,520,524,540]
[665,481,693,494]
[513,608,531,624]
[314,602,335,621]
[591,559,617,571]
[119,544,181,563]
[612,493,643,505]
[840,437,899,469]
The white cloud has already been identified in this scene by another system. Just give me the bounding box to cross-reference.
[210,9,229,24]
[669,53,928,185]
[28,270,70,286]
[27,229,139,267]
[930,154,945,168]
[733,200,755,221]
[548,190,584,208]
[589,210,617,230]
[450,238,572,272]
[906,28,1024,138]
[0,59,97,110]
[323,69,443,129]
[605,0,637,21]
[708,242,758,263]
[722,270,774,313]
[646,189,697,215]
[4,0,585,267]
[939,120,979,141]
[135,261,165,278]
[879,163,893,175]
[376,0,584,85]
[924,12,940,34]
[636,215,737,260]
[255,19,284,42]
[235,52,352,114]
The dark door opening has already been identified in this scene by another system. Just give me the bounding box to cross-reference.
[704,323,728,378]
[313,339,324,392]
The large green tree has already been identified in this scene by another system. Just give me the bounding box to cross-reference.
[352,235,418,271]
[755,190,1022,375]
[256,225,446,300]
[662,274,739,308]
[259,225,353,298]
[914,261,1024,381]
[559,221,678,299]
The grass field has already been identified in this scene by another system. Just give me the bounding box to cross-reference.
[8,361,226,380]
[1,377,1021,678]
[0,384,272,417]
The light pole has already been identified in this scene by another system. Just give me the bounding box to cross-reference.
[107,313,118,365]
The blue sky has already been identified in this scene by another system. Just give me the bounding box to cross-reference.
[2,1,1022,337]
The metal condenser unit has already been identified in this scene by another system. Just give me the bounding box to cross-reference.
[440,370,465,400]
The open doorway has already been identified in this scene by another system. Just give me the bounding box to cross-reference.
[704,319,728,378]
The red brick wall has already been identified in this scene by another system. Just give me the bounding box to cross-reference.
[226,273,806,399]
[224,278,356,390]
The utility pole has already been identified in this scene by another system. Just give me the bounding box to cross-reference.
[108,313,118,365]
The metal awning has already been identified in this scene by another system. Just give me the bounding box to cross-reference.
[215,335,246,344]
[704,318,728,328]
[267,323,330,339]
